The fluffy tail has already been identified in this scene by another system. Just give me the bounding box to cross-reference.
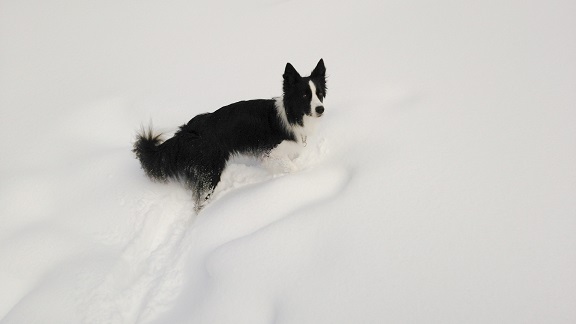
[133,125,171,182]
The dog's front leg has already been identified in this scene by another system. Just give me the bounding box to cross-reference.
[263,140,303,173]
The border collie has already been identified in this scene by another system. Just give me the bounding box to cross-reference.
[133,59,327,212]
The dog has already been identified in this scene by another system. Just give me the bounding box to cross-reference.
[133,59,327,211]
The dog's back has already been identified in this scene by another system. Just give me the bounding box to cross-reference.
[180,99,292,153]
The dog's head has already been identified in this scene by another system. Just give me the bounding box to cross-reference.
[282,59,327,127]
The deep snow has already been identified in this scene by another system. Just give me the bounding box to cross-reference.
[1,0,575,323]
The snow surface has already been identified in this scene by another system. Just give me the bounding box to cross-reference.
[1,0,576,323]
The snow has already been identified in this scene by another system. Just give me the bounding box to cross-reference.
[1,0,576,323]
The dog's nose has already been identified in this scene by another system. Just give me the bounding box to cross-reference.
[316,106,324,115]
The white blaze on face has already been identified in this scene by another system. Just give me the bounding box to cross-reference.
[308,80,324,117]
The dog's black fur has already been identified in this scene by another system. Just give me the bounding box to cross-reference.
[133,59,326,211]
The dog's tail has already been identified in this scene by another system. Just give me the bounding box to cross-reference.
[133,124,173,182]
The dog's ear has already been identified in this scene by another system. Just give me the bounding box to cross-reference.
[311,58,326,79]
[311,58,327,96]
[283,62,301,89]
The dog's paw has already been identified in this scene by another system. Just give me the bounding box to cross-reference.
[262,155,298,174]
[193,190,215,213]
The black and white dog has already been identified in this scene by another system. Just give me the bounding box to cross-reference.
[133,59,326,211]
